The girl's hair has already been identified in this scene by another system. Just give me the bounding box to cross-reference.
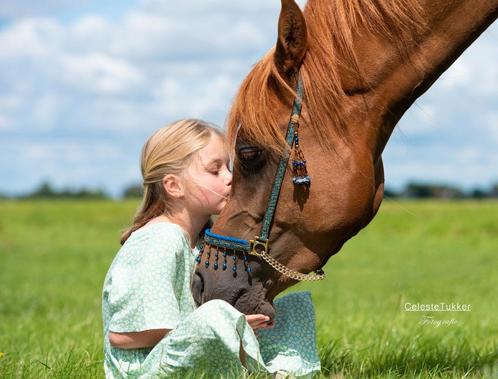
[120,119,224,245]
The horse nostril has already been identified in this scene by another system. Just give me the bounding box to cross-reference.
[191,272,204,306]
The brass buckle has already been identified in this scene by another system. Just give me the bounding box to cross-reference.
[249,237,269,257]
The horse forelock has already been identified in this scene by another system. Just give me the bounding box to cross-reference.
[226,0,427,155]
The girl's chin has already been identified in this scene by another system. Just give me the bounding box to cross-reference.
[216,200,229,212]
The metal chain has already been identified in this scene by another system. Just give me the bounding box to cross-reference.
[259,251,325,282]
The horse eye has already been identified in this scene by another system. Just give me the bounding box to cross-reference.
[238,147,262,162]
[237,146,266,173]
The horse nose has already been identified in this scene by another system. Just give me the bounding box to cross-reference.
[191,271,204,306]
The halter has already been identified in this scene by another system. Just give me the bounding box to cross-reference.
[195,76,325,282]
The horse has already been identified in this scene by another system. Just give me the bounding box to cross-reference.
[191,0,498,320]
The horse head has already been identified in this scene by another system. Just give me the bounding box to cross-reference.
[192,0,498,319]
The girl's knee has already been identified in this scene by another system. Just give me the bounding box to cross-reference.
[194,299,241,323]
[197,299,231,313]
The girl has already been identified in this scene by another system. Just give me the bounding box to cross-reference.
[102,119,320,378]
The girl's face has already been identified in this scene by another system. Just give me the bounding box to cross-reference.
[184,134,232,216]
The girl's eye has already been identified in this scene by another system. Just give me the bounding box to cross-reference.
[209,168,220,175]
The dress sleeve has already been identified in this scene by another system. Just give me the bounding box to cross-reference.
[107,227,184,332]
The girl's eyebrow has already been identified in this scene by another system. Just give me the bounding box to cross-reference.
[208,159,224,165]
[205,157,230,167]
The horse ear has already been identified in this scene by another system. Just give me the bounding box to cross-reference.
[274,0,308,77]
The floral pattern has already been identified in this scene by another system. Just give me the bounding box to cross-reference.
[102,222,320,378]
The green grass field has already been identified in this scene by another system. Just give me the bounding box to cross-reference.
[0,200,497,378]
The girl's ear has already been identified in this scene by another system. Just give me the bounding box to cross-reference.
[162,174,184,199]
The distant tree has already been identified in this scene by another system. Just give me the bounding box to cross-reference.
[489,183,498,198]
[383,187,400,199]
[64,188,108,199]
[122,183,143,198]
[402,182,465,199]
[469,188,487,199]
[403,182,433,198]
[432,186,465,199]
[23,181,108,199]
[27,181,58,198]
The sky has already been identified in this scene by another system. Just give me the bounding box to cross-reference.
[0,0,497,197]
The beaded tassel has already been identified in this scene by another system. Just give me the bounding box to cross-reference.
[197,245,254,275]
[205,247,211,268]
[195,244,204,264]
[222,249,227,271]
[291,122,311,185]
[242,251,252,273]
[213,247,219,270]
[232,253,238,273]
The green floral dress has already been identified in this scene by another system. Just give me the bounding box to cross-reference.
[102,223,321,378]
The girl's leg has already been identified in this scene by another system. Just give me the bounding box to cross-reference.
[145,299,265,376]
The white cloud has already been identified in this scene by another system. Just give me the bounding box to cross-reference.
[439,59,471,89]
[0,17,62,58]
[0,113,10,129]
[437,28,498,96]
[484,112,498,144]
[0,1,497,195]
[0,1,74,18]
[60,53,144,94]
[70,15,113,50]
[31,93,61,130]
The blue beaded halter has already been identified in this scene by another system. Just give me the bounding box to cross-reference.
[195,76,325,282]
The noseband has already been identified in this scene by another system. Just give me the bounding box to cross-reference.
[196,76,325,282]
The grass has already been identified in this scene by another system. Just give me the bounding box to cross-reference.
[0,199,497,378]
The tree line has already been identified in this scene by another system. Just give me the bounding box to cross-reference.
[1,180,498,200]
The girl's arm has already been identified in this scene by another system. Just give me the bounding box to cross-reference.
[108,329,171,349]
[109,315,271,349]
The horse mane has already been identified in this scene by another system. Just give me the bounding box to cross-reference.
[226,0,427,154]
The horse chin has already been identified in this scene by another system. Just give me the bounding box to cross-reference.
[233,291,276,322]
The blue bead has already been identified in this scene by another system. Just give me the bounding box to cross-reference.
[232,265,237,272]
[246,267,252,273]
[205,260,209,268]
[214,262,218,270]
[195,256,201,263]
[222,262,227,270]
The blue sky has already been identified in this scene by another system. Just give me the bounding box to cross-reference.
[0,0,497,197]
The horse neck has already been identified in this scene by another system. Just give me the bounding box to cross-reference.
[313,0,498,161]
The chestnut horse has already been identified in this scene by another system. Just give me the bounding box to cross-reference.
[192,0,498,320]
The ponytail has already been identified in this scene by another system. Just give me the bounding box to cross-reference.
[120,183,166,245]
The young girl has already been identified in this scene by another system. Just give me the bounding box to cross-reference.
[102,119,321,378]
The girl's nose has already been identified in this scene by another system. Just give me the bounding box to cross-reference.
[225,169,233,187]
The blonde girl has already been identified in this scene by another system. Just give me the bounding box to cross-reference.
[102,119,320,378]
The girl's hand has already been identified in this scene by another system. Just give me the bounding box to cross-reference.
[245,314,274,330]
